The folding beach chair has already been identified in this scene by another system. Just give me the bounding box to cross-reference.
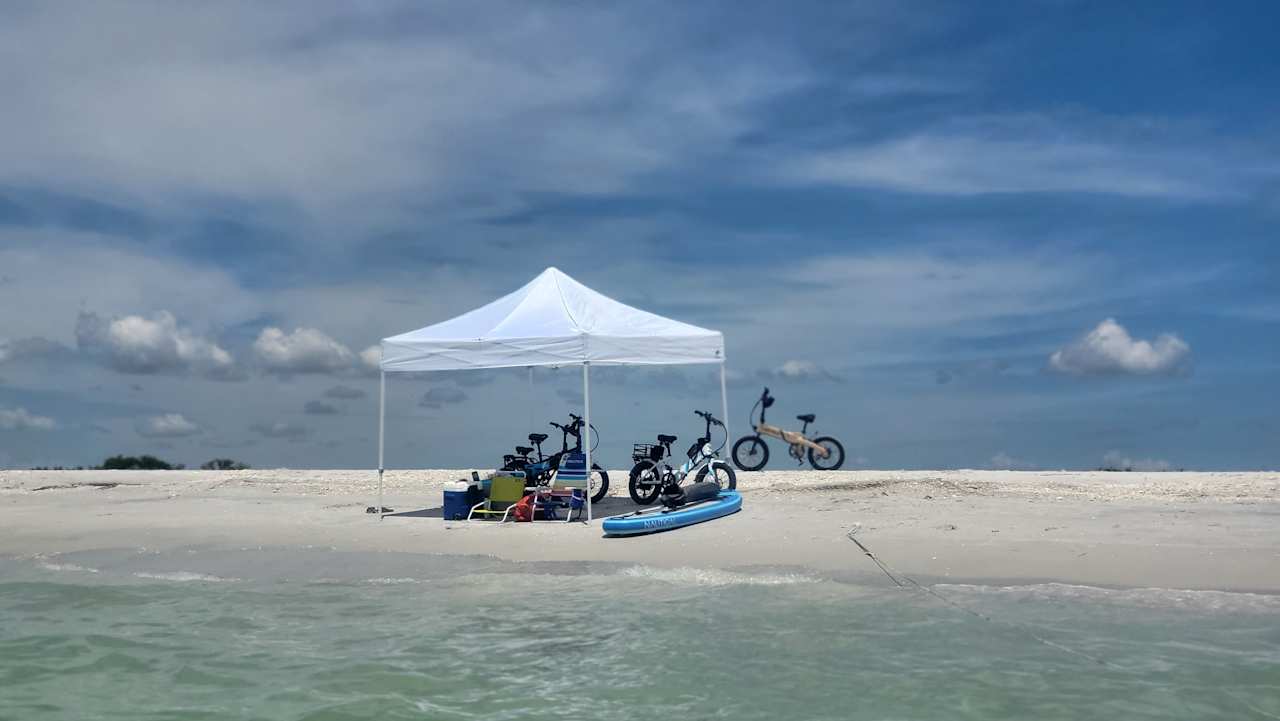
[467,474,526,522]
[535,452,588,522]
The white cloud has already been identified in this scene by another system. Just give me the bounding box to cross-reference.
[360,345,381,373]
[760,360,842,382]
[779,115,1231,199]
[249,421,311,441]
[253,327,355,374]
[0,236,258,344]
[1101,450,1172,472]
[136,413,201,438]
[1049,318,1190,376]
[75,310,239,378]
[990,451,1035,470]
[0,3,807,231]
[0,406,57,431]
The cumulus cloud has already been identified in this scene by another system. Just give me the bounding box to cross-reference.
[253,327,355,374]
[76,311,240,379]
[136,413,202,438]
[1100,450,1173,472]
[990,451,1035,470]
[0,406,57,431]
[249,421,311,441]
[1049,318,1191,376]
[360,346,381,373]
[759,360,843,382]
[324,385,367,400]
[0,337,71,364]
[419,387,468,409]
[304,400,339,416]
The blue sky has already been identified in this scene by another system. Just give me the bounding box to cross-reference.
[1,1,1277,471]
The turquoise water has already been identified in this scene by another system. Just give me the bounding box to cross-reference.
[1,550,1278,720]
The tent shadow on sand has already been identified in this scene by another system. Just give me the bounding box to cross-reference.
[384,495,649,520]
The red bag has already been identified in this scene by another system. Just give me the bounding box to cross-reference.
[512,494,536,522]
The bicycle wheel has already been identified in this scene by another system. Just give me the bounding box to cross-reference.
[732,436,769,471]
[808,437,845,470]
[628,460,662,505]
[694,461,737,490]
[589,464,609,504]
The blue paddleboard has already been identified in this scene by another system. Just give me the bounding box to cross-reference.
[602,491,742,537]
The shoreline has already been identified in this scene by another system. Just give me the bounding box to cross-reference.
[2,469,1277,593]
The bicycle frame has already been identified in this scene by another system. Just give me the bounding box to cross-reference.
[663,441,722,485]
[639,413,730,486]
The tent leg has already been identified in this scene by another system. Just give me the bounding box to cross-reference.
[528,366,534,434]
[720,361,730,445]
[378,370,386,520]
[583,362,591,524]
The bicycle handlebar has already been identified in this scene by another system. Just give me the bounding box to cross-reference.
[550,419,581,436]
[694,410,723,427]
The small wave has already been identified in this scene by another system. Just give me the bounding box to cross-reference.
[934,582,1280,613]
[362,577,425,585]
[133,571,239,583]
[618,566,818,587]
[38,561,99,574]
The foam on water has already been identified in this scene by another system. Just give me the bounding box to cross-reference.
[935,581,1280,614]
[37,561,99,574]
[617,565,820,587]
[132,571,239,583]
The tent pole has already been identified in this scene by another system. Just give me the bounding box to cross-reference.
[528,366,534,433]
[583,362,591,523]
[720,361,729,446]
[378,369,386,520]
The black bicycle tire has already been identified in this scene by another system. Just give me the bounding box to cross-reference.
[807,437,845,470]
[732,436,769,471]
[590,464,609,503]
[694,461,737,490]
[627,460,662,505]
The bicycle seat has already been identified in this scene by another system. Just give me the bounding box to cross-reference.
[657,434,677,444]
[528,433,548,444]
[796,414,816,423]
[515,445,533,455]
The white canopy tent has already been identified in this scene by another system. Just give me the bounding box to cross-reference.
[377,267,728,522]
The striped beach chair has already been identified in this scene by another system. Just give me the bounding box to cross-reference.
[533,452,587,522]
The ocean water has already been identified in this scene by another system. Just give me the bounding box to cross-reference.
[1,549,1277,720]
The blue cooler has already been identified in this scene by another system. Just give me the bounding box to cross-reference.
[442,483,473,521]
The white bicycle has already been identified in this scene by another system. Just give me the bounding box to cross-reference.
[627,410,737,505]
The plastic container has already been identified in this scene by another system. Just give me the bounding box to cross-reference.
[442,489,473,521]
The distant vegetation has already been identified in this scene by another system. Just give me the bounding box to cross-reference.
[200,458,250,470]
[100,454,184,470]
[29,456,251,471]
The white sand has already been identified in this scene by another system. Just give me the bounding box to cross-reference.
[2,468,1277,591]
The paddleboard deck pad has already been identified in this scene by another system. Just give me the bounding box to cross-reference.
[602,490,742,537]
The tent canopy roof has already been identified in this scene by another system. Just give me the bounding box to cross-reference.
[381,267,724,372]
